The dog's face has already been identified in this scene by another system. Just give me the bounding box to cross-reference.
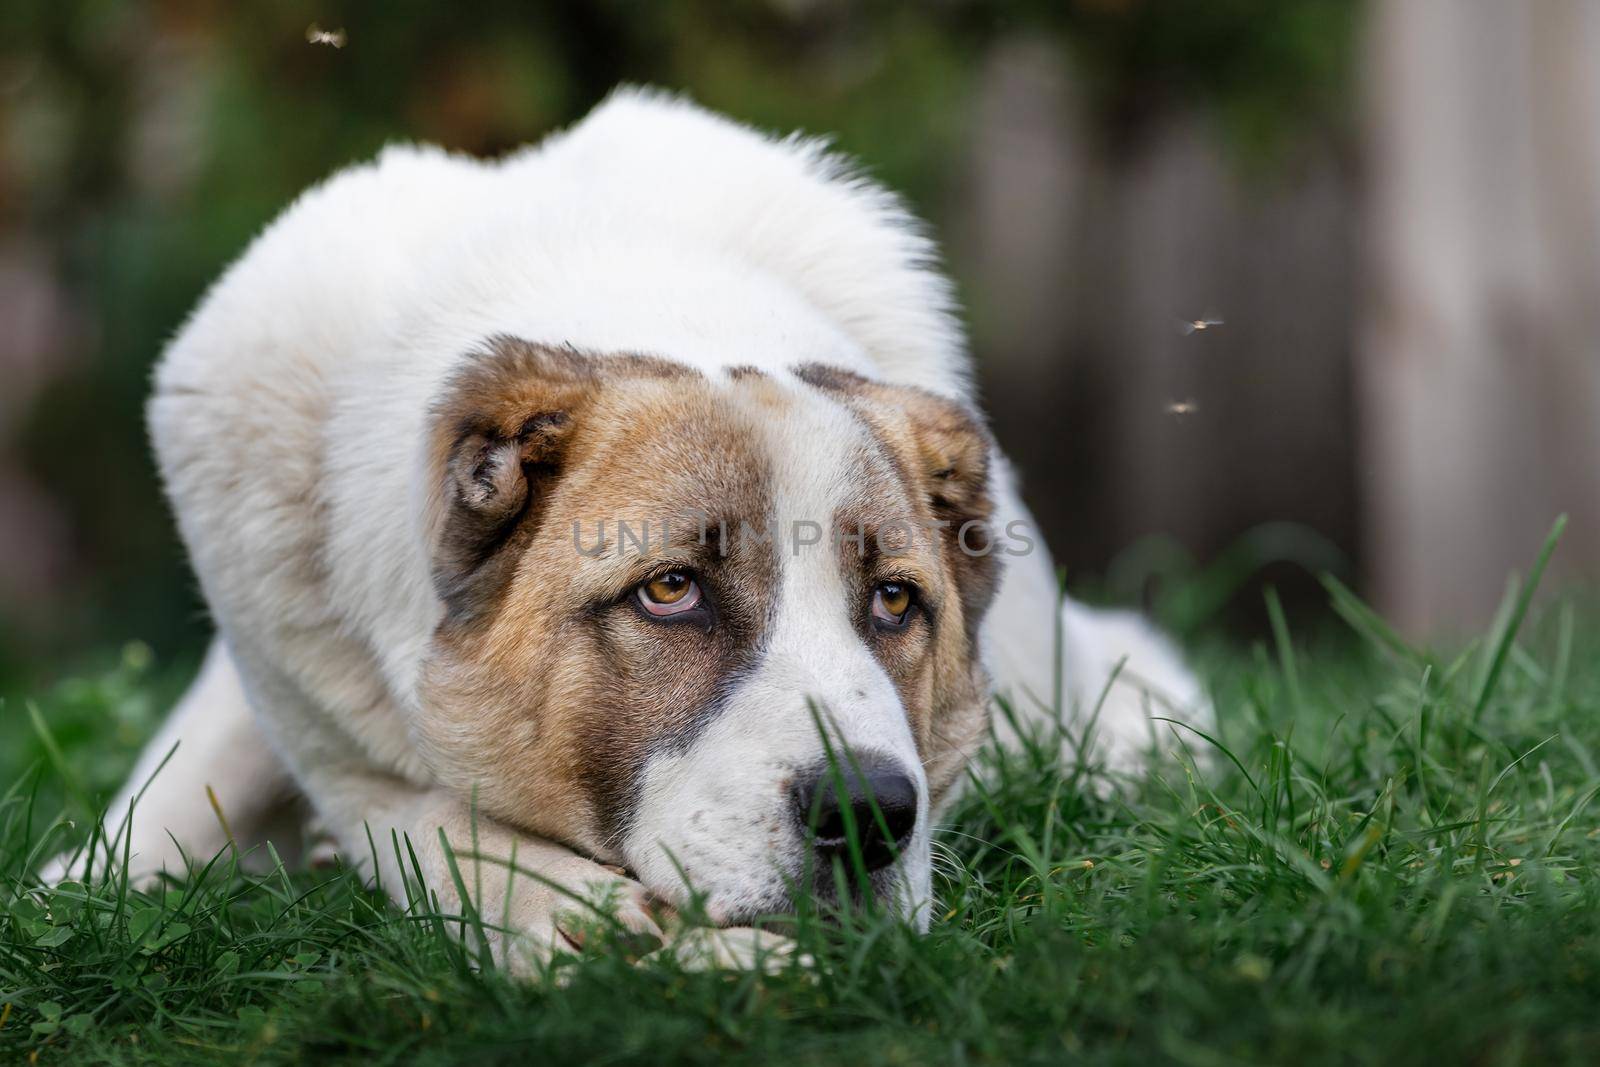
[416,339,1000,926]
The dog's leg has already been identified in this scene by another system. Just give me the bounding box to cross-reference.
[301,767,667,974]
[982,472,1210,773]
[42,636,295,884]
[322,780,796,974]
[205,645,664,974]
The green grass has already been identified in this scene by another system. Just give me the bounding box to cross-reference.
[5,580,1600,1065]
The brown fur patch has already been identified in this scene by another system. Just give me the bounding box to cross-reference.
[419,339,781,854]
[428,338,696,624]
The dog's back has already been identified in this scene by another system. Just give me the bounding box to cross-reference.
[158,89,971,404]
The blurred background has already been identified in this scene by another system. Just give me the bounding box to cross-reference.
[1,0,1596,690]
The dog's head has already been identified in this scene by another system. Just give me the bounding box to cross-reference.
[415,338,1002,926]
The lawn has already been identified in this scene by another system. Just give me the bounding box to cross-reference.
[4,573,1600,1065]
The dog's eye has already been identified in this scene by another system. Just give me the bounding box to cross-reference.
[637,570,702,617]
[871,581,915,628]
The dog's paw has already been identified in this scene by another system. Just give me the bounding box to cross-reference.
[35,851,77,887]
[467,853,666,977]
[647,925,808,973]
[1057,601,1212,775]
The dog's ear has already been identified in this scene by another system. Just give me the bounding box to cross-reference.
[427,339,601,623]
[794,364,994,527]
[890,387,993,527]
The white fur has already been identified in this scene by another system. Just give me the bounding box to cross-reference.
[63,89,1209,966]
[623,387,931,925]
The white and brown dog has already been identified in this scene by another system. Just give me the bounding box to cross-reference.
[56,90,1206,968]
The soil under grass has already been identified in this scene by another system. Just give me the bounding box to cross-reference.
[4,582,1600,1065]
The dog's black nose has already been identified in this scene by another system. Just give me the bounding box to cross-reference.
[791,751,919,871]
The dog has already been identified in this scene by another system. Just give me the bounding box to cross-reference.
[52,89,1207,970]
